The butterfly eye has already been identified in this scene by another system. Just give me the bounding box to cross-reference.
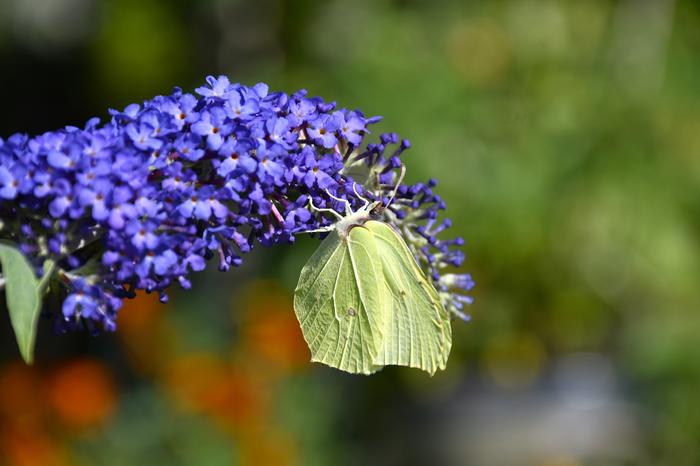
[370,204,385,217]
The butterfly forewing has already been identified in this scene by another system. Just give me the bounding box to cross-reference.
[294,227,385,374]
[365,221,452,375]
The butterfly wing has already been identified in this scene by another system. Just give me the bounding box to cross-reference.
[294,227,386,374]
[365,220,452,375]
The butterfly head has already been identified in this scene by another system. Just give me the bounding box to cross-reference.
[369,202,385,217]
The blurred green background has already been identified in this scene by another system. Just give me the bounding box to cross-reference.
[0,0,699,465]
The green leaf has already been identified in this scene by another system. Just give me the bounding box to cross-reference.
[0,242,40,364]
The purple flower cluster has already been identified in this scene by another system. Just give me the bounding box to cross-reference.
[340,133,475,320]
[0,75,472,333]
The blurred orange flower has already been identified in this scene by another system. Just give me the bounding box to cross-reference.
[46,359,117,432]
[118,290,164,333]
[163,353,266,432]
[117,291,173,374]
[0,363,45,428]
[0,427,68,466]
[240,281,309,372]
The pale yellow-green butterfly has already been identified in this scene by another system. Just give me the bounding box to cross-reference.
[293,180,452,375]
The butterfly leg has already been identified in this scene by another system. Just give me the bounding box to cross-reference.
[297,225,335,235]
[308,196,343,220]
[352,183,371,209]
[326,189,353,216]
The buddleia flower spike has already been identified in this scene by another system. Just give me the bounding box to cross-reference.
[0,74,472,367]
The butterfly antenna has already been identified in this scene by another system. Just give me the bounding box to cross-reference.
[385,164,406,209]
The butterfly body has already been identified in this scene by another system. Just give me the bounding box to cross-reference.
[294,201,452,375]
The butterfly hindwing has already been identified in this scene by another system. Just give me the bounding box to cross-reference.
[294,227,385,374]
[365,220,452,375]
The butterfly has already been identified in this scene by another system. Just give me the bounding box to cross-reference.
[293,184,452,375]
